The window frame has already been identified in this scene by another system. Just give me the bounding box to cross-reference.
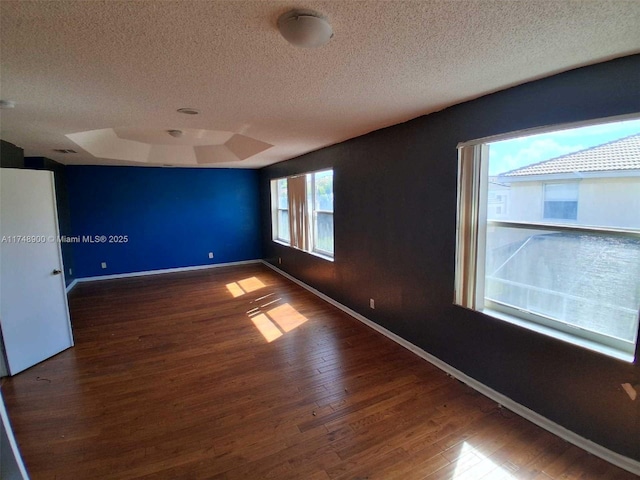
[455,114,640,362]
[275,178,290,243]
[270,169,334,261]
[311,170,334,257]
[483,220,639,355]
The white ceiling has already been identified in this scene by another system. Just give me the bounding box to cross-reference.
[1,0,639,168]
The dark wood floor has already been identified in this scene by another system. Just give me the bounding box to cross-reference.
[2,263,636,479]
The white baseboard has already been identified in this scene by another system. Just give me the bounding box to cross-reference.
[69,259,261,285]
[65,279,78,293]
[260,260,640,476]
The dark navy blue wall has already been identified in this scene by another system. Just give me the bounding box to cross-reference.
[67,166,261,278]
[0,140,24,169]
[260,55,640,461]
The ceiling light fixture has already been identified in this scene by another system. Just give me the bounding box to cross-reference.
[167,129,184,138]
[177,108,199,115]
[0,100,16,109]
[277,9,333,48]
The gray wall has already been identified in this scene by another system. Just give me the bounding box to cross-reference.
[0,141,24,169]
[259,54,640,460]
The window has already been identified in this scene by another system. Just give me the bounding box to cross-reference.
[276,179,290,243]
[543,182,578,220]
[312,170,334,255]
[271,169,334,258]
[455,116,640,361]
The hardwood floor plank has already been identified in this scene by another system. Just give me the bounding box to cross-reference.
[1,264,636,479]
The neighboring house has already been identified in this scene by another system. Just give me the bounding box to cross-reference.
[492,133,640,228]
[485,134,640,344]
[487,176,510,218]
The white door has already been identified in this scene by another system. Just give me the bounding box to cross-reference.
[0,168,74,375]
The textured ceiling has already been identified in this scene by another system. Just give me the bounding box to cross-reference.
[0,0,639,168]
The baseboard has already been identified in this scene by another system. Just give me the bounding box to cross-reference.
[71,259,261,284]
[260,260,640,476]
[65,279,78,293]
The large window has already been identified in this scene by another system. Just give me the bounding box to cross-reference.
[271,169,334,258]
[455,116,640,361]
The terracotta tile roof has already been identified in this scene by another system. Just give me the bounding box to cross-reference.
[502,133,640,177]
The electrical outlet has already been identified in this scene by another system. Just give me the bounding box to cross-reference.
[101,262,107,269]
[69,268,73,276]
[370,298,375,309]
[278,257,282,264]
[208,252,214,259]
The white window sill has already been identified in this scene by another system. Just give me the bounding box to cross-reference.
[272,239,334,262]
[273,239,290,247]
[310,250,335,262]
[481,308,636,364]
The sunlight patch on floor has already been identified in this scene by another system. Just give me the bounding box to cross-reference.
[226,282,245,297]
[249,313,283,342]
[239,277,266,293]
[226,276,266,297]
[227,275,309,343]
[246,301,308,343]
[267,303,308,332]
[452,442,517,479]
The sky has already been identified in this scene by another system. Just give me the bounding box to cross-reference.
[488,117,640,176]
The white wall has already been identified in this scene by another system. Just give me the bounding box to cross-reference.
[578,177,640,228]
[498,177,640,228]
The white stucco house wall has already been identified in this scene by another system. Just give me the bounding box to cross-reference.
[490,133,640,229]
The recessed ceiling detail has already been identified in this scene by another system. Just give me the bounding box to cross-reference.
[66,128,273,165]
